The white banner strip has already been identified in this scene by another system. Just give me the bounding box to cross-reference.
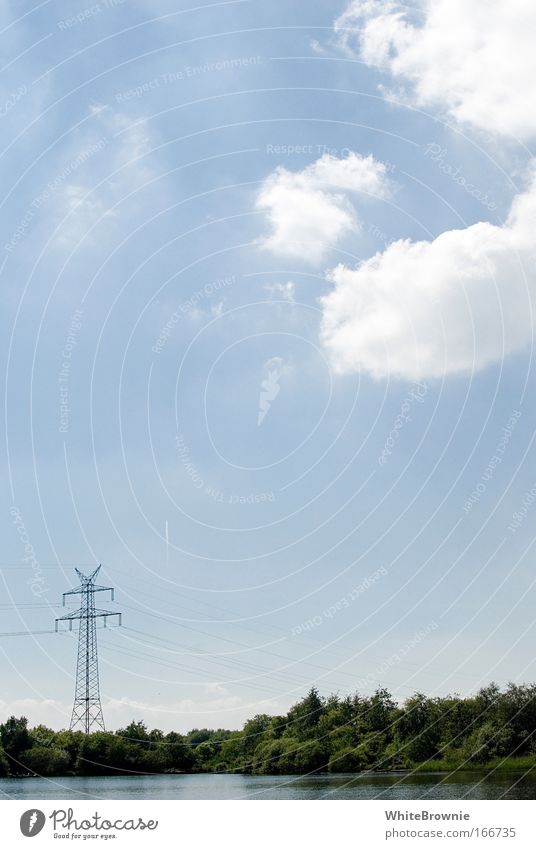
[1,800,535,848]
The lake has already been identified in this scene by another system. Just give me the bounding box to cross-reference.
[1,771,535,800]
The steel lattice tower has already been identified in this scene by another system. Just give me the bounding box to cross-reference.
[56,566,121,733]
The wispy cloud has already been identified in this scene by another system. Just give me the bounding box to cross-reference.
[53,105,159,249]
[264,281,295,303]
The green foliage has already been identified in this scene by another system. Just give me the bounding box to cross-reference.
[20,746,70,776]
[164,731,196,772]
[252,737,298,774]
[0,716,31,773]
[292,740,329,773]
[2,682,536,777]
[328,746,363,772]
[286,688,325,740]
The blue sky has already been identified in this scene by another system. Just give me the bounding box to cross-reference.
[1,0,536,732]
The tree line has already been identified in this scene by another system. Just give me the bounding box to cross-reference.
[2,682,536,777]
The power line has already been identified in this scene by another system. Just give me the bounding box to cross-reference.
[0,603,64,609]
[0,563,98,569]
[0,629,59,637]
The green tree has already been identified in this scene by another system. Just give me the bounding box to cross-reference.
[397,693,440,763]
[328,745,366,772]
[0,716,31,773]
[117,720,150,742]
[21,746,70,776]
[293,740,329,773]
[286,687,325,740]
[165,731,196,772]
[194,740,219,771]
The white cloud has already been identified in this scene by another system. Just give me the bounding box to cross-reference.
[320,165,536,380]
[103,695,283,733]
[334,0,536,139]
[256,152,392,263]
[0,694,287,733]
[319,1,536,380]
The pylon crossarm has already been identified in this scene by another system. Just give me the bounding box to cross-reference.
[56,608,84,621]
[57,608,118,620]
[92,609,120,618]
[62,587,84,604]
[56,612,120,632]
[62,584,113,603]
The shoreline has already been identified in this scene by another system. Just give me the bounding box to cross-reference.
[3,760,535,780]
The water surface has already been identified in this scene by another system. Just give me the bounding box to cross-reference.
[1,771,534,800]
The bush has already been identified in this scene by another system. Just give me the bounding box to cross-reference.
[253,739,293,774]
[353,733,388,769]
[463,722,517,764]
[21,746,70,776]
[328,746,363,772]
[292,741,329,773]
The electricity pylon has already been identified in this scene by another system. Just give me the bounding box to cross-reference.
[56,566,121,733]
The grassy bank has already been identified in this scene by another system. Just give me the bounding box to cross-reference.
[411,755,536,774]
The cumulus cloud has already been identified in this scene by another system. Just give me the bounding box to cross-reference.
[320,166,536,380]
[334,0,536,139]
[256,152,392,263]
